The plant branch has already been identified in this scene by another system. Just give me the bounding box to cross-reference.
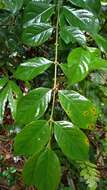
[50,2,60,122]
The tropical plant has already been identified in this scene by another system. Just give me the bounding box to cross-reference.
[0,0,107,190]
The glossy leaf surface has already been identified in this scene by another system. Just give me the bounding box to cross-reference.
[87,47,107,70]
[23,1,54,24]
[7,81,22,119]
[0,77,8,90]
[54,121,89,161]
[59,90,98,129]
[16,88,51,124]
[63,6,99,34]
[3,0,23,13]
[60,26,86,45]
[60,48,89,84]
[69,0,101,14]
[61,47,107,84]
[92,33,107,52]
[14,120,51,156]
[22,23,53,47]
[0,85,8,124]
[15,57,52,81]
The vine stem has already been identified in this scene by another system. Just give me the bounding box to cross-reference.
[50,2,60,123]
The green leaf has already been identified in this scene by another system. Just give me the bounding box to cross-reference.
[23,0,52,6]
[7,81,22,119]
[54,121,89,161]
[100,86,107,97]
[87,47,107,70]
[86,46,101,58]
[67,48,90,65]
[14,57,52,81]
[86,0,101,14]
[0,77,8,90]
[14,120,51,156]
[3,0,23,13]
[60,26,86,45]
[61,47,107,84]
[62,48,89,84]
[59,9,68,28]
[60,64,68,80]
[0,1,5,9]
[23,149,61,190]
[63,6,99,34]
[62,188,73,190]
[69,0,101,14]
[59,90,98,129]
[92,59,107,71]
[0,80,22,122]
[68,0,85,7]
[92,33,107,52]
[22,23,53,47]
[0,85,8,124]
[16,87,51,124]
[23,1,54,25]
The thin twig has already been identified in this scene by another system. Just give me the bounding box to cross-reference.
[50,1,60,122]
[48,1,60,148]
